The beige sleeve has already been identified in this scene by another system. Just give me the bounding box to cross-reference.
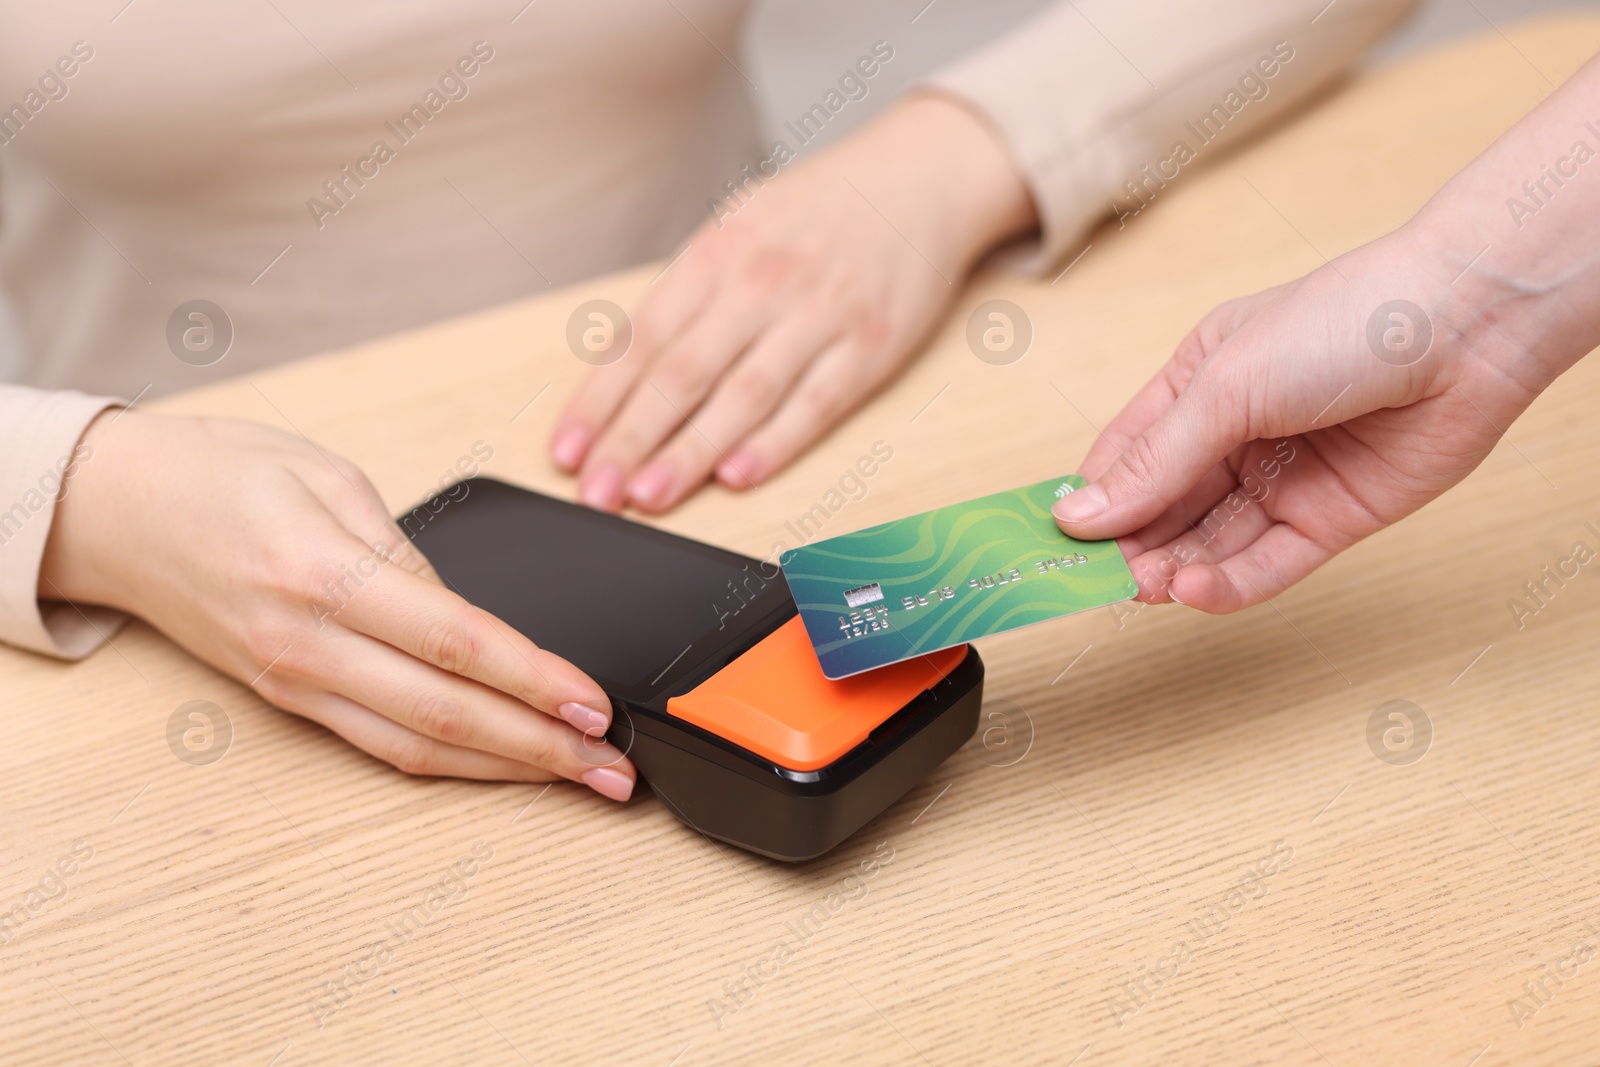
[922,0,1422,272]
[0,384,128,658]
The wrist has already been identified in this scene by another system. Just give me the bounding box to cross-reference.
[855,93,1038,271]
[1410,191,1595,399]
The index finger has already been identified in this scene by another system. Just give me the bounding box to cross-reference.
[552,242,717,470]
[331,551,613,728]
[1082,287,1285,478]
[1077,354,1187,481]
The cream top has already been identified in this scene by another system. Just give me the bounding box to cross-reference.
[0,0,1415,656]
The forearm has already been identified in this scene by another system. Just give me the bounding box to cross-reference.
[1417,52,1600,393]
[922,0,1421,270]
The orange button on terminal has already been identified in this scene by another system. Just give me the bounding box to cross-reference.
[666,616,968,772]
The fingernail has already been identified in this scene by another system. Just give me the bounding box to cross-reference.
[558,701,609,735]
[580,462,624,511]
[581,766,635,802]
[1053,484,1108,525]
[628,460,676,510]
[1168,585,1187,606]
[551,425,591,471]
[717,450,761,489]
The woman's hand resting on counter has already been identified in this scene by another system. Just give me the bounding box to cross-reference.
[41,411,636,800]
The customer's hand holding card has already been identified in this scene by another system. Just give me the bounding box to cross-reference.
[781,477,1137,678]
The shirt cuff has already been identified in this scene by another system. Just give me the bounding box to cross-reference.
[0,385,128,659]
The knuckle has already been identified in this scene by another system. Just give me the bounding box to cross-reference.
[1195,300,1248,356]
[650,355,716,404]
[521,728,566,772]
[1170,329,1211,376]
[848,308,893,355]
[724,366,781,410]
[1186,359,1250,435]
[796,381,847,425]
[269,639,319,681]
[1186,351,1228,391]
[710,224,757,261]
[242,623,298,673]
[383,732,440,777]
[418,614,479,674]
[332,456,369,489]
[251,670,295,708]
[563,381,624,428]
[592,423,650,465]
[1115,435,1165,501]
[743,248,800,295]
[628,310,670,354]
[286,552,346,606]
[410,688,470,745]
[386,539,431,577]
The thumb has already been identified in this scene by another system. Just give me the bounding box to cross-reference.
[1052,369,1245,541]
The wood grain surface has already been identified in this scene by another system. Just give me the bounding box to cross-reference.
[5,16,1600,1065]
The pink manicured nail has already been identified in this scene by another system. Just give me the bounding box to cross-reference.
[558,701,609,735]
[581,766,635,802]
[717,450,761,489]
[552,424,591,472]
[628,460,676,510]
[1052,483,1108,525]
[580,462,624,511]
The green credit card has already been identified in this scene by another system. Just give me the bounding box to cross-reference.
[781,475,1138,679]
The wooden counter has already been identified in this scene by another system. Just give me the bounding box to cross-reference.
[5,15,1600,1065]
